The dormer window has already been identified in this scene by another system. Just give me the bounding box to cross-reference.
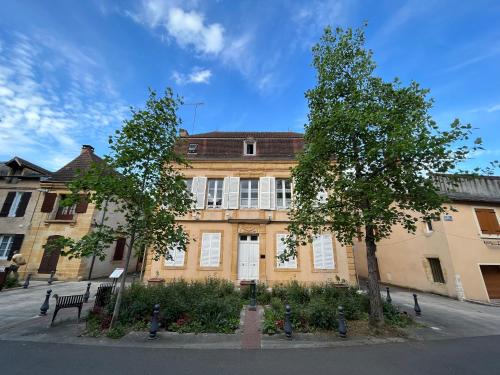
[244,140,256,156]
[188,144,198,154]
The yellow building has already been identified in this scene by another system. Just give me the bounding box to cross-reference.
[354,174,500,304]
[147,131,356,285]
[15,145,137,281]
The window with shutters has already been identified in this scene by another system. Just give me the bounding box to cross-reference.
[0,235,13,259]
[206,179,223,208]
[474,208,500,236]
[184,179,193,194]
[164,243,186,267]
[312,234,335,270]
[113,237,126,261]
[276,179,292,209]
[425,220,433,233]
[276,233,297,269]
[200,232,221,267]
[240,179,259,208]
[427,258,445,283]
[55,195,76,220]
[7,192,23,217]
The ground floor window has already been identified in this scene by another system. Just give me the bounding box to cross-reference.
[427,257,445,283]
[200,233,221,267]
[0,235,13,259]
[312,234,334,270]
[276,233,296,269]
[165,244,185,267]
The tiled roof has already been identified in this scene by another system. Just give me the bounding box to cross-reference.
[2,157,52,177]
[178,131,304,160]
[50,146,104,182]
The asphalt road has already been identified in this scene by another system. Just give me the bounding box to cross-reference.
[2,335,500,375]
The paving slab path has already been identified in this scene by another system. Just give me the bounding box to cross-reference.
[241,306,262,349]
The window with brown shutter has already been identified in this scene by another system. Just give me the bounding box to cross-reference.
[16,192,32,217]
[475,208,500,235]
[0,192,16,217]
[113,237,126,261]
[41,193,57,213]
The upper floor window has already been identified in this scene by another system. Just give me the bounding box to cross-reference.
[55,195,76,220]
[244,140,256,156]
[188,143,198,154]
[184,179,193,194]
[475,208,500,236]
[240,179,259,208]
[207,179,223,209]
[276,179,292,209]
[0,191,32,218]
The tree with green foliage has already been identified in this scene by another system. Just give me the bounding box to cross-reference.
[283,25,497,327]
[51,88,193,328]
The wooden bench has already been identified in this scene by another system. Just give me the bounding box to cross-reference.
[51,294,84,325]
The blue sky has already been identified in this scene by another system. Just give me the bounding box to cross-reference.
[0,0,499,171]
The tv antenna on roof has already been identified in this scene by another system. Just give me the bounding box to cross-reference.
[184,102,204,133]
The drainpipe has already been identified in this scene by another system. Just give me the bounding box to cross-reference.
[87,200,108,281]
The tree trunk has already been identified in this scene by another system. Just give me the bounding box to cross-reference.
[365,224,384,327]
[110,228,136,329]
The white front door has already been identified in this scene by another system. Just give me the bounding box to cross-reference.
[238,235,259,281]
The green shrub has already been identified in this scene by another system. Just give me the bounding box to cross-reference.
[240,282,272,305]
[4,275,20,289]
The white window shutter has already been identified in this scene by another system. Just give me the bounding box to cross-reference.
[276,234,296,269]
[313,235,324,269]
[259,177,271,209]
[323,235,335,269]
[228,177,240,209]
[200,233,211,266]
[269,177,276,210]
[194,176,207,209]
[222,177,230,209]
[209,233,221,266]
[165,245,185,267]
[316,190,328,204]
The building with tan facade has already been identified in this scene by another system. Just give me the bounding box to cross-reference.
[354,174,500,304]
[0,157,51,268]
[1,145,137,281]
[146,131,356,286]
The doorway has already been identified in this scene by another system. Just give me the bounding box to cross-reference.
[238,235,259,281]
[38,235,62,274]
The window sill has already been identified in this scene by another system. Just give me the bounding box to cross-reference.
[274,267,299,272]
[311,268,336,273]
[45,219,76,225]
[163,266,186,270]
[480,234,500,239]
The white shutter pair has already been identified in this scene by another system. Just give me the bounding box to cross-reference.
[191,177,207,209]
[259,176,275,210]
[276,234,297,269]
[222,177,240,209]
[312,234,335,269]
[316,189,328,204]
[164,245,185,267]
[200,233,221,267]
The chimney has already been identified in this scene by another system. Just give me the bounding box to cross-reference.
[81,145,94,154]
[179,129,189,137]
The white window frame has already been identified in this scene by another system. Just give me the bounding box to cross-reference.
[425,220,434,233]
[276,179,292,210]
[206,179,224,209]
[243,140,256,156]
[312,234,335,270]
[276,233,297,269]
[164,244,186,267]
[7,192,23,217]
[200,233,221,267]
[0,234,14,259]
[240,179,259,209]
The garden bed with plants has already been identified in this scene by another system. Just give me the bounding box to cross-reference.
[251,282,412,336]
[85,278,243,338]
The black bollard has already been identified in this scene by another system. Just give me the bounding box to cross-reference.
[48,271,55,285]
[338,305,347,338]
[83,282,91,303]
[23,274,32,289]
[149,304,160,339]
[413,293,421,316]
[284,304,292,339]
[40,289,52,316]
[249,280,257,311]
[386,287,392,304]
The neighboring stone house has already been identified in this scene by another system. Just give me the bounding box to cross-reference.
[354,174,500,304]
[0,157,51,268]
[146,131,356,285]
[18,145,137,281]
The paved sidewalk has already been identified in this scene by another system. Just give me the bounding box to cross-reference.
[241,306,262,349]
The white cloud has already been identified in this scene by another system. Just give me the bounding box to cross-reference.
[0,33,127,170]
[171,67,212,85]
[132,0,224,55]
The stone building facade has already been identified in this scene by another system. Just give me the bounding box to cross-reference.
[146,131,356,285]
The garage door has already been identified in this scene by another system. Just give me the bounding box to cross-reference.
[480,265,500,299]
